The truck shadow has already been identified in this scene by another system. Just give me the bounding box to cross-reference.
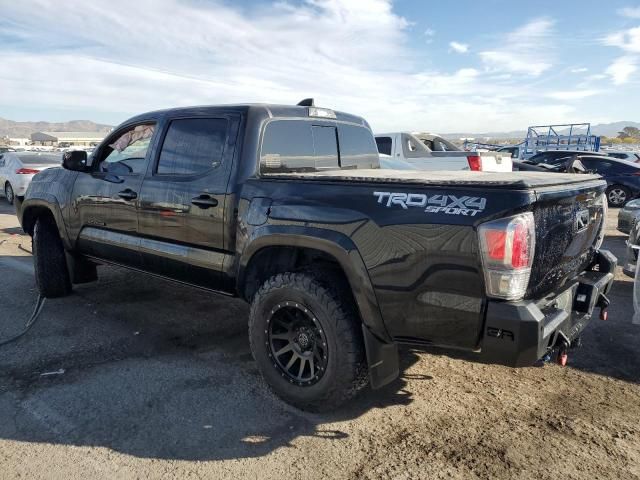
[0,262,421,462]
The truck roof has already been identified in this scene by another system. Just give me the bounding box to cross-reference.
[121,103,369,128]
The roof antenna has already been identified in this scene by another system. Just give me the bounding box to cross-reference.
[297,98,315,107]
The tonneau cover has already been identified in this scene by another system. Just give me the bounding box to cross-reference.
[264,169,603,190]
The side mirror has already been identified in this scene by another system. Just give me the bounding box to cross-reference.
[62,150,88,172]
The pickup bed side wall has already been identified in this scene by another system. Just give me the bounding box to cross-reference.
[234,178,536,351]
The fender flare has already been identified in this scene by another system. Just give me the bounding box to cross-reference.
[20,196,72,250]
[237,224,391,342]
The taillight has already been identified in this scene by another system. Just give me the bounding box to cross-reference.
[16,168,40,174]
[478,212,535,300]
[467,155,482,171]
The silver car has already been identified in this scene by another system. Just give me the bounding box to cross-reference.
[623,219,640,277]
[617,198,640,234]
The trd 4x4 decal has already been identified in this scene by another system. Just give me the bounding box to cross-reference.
[373,191,487,216]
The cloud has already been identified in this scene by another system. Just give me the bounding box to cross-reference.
[544,90,600,100]
[449,41,469,53]
[0,2,592,132]
[618,6,640,18]
[570,67,589,73]
[479,18,555,76]
[604,26,640,53]
[605,56,638,84]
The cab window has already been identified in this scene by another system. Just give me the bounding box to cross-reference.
[97,123,156,175]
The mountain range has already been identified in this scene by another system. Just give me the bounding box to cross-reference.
[0,118,113,138]
[1,117,638,141]
[440,121,640,140]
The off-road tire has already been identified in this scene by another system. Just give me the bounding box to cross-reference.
[249,272,368,411]
[33,217,72,298]
[4,182,14,205]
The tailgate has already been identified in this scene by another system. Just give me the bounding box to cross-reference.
[526,180,607,299]
[478,152,512,172]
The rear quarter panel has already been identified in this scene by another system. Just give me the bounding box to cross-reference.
[237,178,535,350]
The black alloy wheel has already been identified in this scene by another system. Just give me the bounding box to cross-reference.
[267,302,329,386]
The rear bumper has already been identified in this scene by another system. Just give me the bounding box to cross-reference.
[479,249,616,367]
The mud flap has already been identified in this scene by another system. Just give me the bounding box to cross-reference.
[65,251,98,284]
[362,325,399,389]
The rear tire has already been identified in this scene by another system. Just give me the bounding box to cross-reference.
[4,182,14,205]
[33,217,72,298]
[606,185,630,207]
[249,272,368,411]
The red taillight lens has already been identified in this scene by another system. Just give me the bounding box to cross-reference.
[511,222,531,268]
[484,230,506,260]
[467,155,482,171]
[16,168,40,174]
[478,213,536,300]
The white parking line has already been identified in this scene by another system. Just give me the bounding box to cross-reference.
[0,257,33,275]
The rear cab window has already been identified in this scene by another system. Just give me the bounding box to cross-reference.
[260,120,378,174]
[375,137,392,156]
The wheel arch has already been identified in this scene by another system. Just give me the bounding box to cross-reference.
[20,197,71,249]
[237,225,389,342]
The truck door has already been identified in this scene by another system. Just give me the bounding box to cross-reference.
[137,114,239,291]
[71,122,157,267]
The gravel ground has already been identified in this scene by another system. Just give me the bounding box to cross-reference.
[0,201,638,480]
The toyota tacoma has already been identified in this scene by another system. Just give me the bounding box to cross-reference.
[19,100,616,410]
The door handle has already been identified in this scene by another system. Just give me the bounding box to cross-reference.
[191,194,218,209]
[117,189,137,200]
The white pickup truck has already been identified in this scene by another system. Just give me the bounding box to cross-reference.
[375,132,512,172]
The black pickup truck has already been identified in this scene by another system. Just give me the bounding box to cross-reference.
[19,101,616,410]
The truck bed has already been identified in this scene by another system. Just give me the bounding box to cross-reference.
[264,169,603,190]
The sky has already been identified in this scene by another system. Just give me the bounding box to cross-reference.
[0,0,639,133]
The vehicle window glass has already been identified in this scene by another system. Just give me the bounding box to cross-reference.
[157,118,227,175]
[18,154,61,165]
[608,153,625,159]
[401,134,430,158]
[338,124,379,168]
[98,124,155,175]
[261,121,315,172]
[432,138,459,152]
[610,161,636,173]
[311,125,339,169]
[421,139,435,150]
[375,137,392,156]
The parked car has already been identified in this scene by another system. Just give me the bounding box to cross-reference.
[617,199,640,234]
[522,149,608,166]
[623,219,640,278]
[19,101,615,410]
[0,147,16,154]
[577,156,640,207]
[0,152,61,205]
[375,132,512,172]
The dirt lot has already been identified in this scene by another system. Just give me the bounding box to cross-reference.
[0,201,638,480]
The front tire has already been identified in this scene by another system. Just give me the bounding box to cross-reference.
[249,272,368,411]
[33,217,72,298]
[4,182,14,205]
[607,185,631,207]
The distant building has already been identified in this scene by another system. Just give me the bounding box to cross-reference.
[30,131,106,147]
[9,137,29,146]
